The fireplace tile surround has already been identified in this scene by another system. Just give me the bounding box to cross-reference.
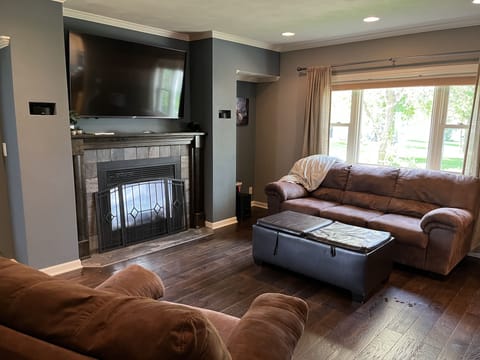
[71,132,205,258]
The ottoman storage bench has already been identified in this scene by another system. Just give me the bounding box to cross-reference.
[252,211,395,301]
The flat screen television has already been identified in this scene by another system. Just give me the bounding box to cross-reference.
[68,32,186,118]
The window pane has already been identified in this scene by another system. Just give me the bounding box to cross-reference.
[441,128,467,172]
[330,90,352,124]
[359,87,434,168]
[446,85,475,125]
[329,126,348,161]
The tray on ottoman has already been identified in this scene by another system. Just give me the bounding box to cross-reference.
[253,211,394,301]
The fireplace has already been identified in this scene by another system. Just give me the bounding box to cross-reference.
[95,158,187,252]
[71,132,205,258]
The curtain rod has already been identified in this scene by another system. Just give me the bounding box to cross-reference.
[296,49,480,72]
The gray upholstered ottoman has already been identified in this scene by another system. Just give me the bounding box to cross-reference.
[252,211,394,301]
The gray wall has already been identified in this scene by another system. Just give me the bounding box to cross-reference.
[0,47,14,258]
[236,81,256,195]
[64,18,191,134]
[210,39,279,222]
[255,25,480,203]
[0,0,78,268]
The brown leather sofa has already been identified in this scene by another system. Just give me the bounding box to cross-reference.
[0,257,308,360]
[265,163,480,275]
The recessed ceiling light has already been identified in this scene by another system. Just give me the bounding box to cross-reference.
[282,32,295,37]
[363,16,380,23]
[473,0,480,4]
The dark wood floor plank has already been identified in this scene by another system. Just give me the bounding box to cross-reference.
[56,208,480,360]
[463,323,480,360]
[438,313,480,360]
[355,328,403,360]
[424,274,480,352]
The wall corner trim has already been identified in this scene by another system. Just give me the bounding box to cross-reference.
[205,217,238,229]
[0,35,10,49]
[251,201,268,209]
[40,259,82,276]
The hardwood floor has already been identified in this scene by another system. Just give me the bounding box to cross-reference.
[59,208,480,359]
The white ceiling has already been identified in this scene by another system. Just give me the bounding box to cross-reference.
[63,0,480,51]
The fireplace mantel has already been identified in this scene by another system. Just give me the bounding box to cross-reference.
[71,132,205,154]
[71,132,206,258]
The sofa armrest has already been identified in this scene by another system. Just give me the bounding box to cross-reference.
[265,181,308,215]
[420,207,473,234]
[226,293,308,360]
[265,181,308,201]
[95,264,165,299]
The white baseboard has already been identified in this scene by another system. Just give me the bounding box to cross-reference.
[251,201,267,209]
[40,259,82,276]
[205,216,238,230]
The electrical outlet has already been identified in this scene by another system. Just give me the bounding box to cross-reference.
[248,186,253,195]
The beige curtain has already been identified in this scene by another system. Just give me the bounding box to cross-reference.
[464,62,480,250]
[302,67,332,157]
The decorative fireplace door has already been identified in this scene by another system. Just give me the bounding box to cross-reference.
[94,157,186,252]
[95,178,187,252]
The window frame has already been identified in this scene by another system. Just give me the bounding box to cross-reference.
[329,83,475,172]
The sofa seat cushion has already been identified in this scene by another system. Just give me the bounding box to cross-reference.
[319,205,383,227]
[368,213,428,249]
[281,198,338,216]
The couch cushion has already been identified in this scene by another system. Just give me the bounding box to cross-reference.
[226,293,308,360]
[0,325,95,360]
[341,165,399,211]
[0,258,230,360]
[346,164,399,196]
[95,264,165,299]
[368,213,428,249]
[319,205,383,227]
[392,168,480,212]
[321,162,351,190]
[311,188,345,203]
[387,198,438,218]
[343,192,392,212]
[281,198,338,216]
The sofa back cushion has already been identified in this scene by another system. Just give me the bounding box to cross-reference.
[390,168,480,213]
[0,258,230,360]
[342,165,399,211]
[311,163,350,202]
[322,162,351,189]
[387,198,438,218]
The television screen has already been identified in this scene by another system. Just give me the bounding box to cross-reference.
[68,32,185,118]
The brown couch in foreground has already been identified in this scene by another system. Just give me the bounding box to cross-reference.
[0,257,308,360]
[266,163,480,275]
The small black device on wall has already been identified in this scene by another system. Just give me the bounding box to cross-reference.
[29,102,56,115]
[218,110,231,119]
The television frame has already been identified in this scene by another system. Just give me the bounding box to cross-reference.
[66,31,187,119]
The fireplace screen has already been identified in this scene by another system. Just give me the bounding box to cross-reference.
[95,178,186,252]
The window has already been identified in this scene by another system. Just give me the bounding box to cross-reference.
[329,77,476,173]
